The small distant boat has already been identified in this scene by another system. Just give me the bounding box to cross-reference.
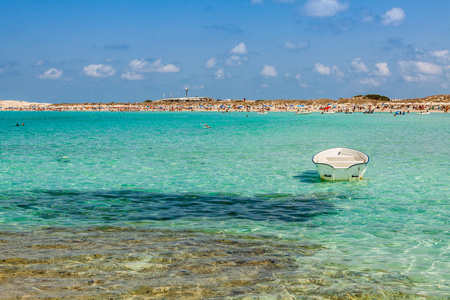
[258,111,268,114]
[417,111,430,115]
[321,111,335,114]
[312,147,369,181]
[295,110,311,115]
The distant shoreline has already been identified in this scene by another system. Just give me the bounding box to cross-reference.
[1,95,449,113]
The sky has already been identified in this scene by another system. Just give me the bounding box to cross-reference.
[0,0,449,103]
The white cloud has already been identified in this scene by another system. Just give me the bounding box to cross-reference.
[361,10,375,23]
[351,58,369,73]
[130,59,147,71]
[332,66,344,77]
[121,71,145,80]
[38,68,63,80]
[34,60,45,66]
[303,0,348,17]
[230,42,248,54]
[260,65,278,77]
[150,59,180,73]
[399,61,442,82]
[359,77,385,86]
[83,64,116,77]
[315,63,343,77]
[261,84,269,88]
[121,59,179,79]
[127,59,180,73]
[415,62,442,74]
[445,66,450,80]
[226,55,247,66]
[402,74,429,82]
[215,68,225,79]
[382,8,405,26]
[206,57,217,69]
[284,40,309,50]
[295,74,310,87]
[314,63,331,75]
[431,50,450,62]
[373,62,391,76]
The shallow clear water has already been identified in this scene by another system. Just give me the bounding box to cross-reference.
[0,111,449,298]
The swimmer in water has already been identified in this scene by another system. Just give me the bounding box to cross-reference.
[203,124,211,129]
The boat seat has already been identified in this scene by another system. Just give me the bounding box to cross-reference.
[327,161,363,168]
[322,156,365,168]
[325,155,361,162]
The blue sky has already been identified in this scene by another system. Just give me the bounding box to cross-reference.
[1,0,449,103]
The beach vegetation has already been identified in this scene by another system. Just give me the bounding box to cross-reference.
[354,94,390,101]
[143,100,153,103]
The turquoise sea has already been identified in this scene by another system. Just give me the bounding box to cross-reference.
[0,111,449,299]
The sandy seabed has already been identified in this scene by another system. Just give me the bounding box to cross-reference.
[0,227,422,299]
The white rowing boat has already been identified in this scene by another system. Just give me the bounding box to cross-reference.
[312,147,369,181]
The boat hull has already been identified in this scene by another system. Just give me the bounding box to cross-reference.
[312,147,369,181]
[315,163,367,180]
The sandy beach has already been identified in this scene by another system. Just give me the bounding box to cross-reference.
[1,95,449,113]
